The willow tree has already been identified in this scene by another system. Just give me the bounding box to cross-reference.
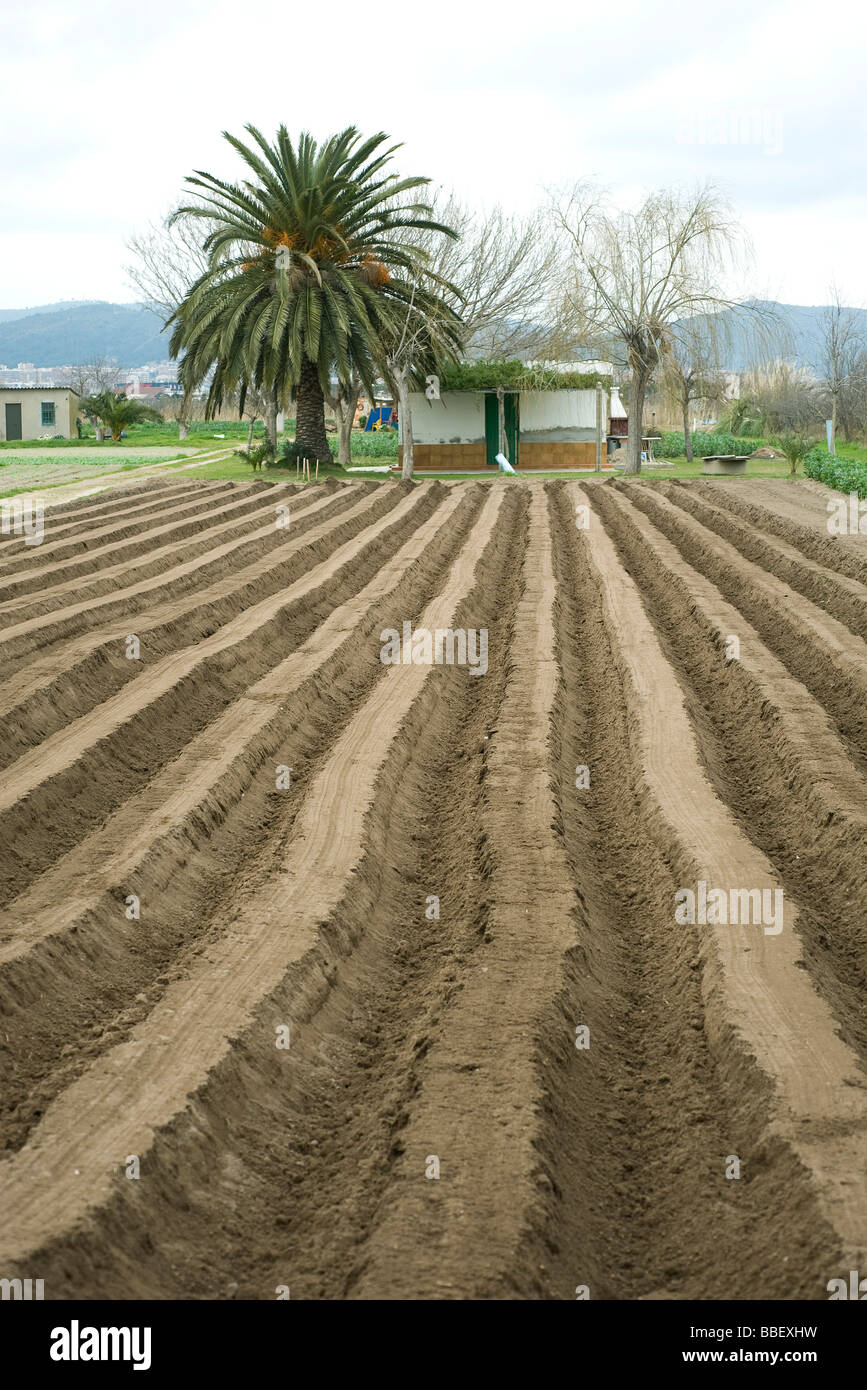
[167,124,458,462]
[553,184,743,474]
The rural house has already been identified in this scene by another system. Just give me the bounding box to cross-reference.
[0,386,81,441]
[399,376,628,471]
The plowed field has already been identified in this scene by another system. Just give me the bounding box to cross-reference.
[1,474,865,1300]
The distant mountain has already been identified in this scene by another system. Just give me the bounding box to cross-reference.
[0,301,99,325]
[0,296,864,375]
[0,301,169,368]
[681,300,867,373]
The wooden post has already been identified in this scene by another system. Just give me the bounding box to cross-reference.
[315,458,319,481]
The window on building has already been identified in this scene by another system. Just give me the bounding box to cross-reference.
[41,402,56,426]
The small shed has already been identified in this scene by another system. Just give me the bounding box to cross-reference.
[0,387,81,441]
[400,385,628,471]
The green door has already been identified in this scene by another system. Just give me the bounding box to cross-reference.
[483,392,519,467]
[5,403,22,441]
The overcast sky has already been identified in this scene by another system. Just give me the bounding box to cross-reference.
[1,0,864,309]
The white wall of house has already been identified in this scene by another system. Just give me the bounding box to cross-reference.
[407,391,486,444]
[519,389,598,442]
[406,386,624,446]
[0,389,80,441]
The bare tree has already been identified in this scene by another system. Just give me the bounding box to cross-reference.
[662,323,728,460]
[399,194,564,359]
[838,346,867,442]
[552,184,747,473]
[731,360,819,435]
[382,275,464,480]
[68,357,122,398]
[125,212,219,316]
[126,209,225,439]
[326,370,362,470]
[816,287,864,454]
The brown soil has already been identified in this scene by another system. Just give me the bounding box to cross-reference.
[1,475,865,1300]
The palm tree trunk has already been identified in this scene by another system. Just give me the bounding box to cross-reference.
[295,358,333,463]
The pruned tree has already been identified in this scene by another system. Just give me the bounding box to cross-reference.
[552,183,747,473]
[326,369,362,470]
[816,287,865,454]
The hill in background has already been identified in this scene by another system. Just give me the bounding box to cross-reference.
[0,297,865,374]
[0,301,169,368]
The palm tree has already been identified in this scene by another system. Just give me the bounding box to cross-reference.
[771,432,812,476]
[82,391,163,442]
[168,125,460,462]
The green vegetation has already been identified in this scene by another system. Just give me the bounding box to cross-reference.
[439,359,612,391]
[0,418,295,451]
[804,448,867,498]
[770,433,811,476]
[0,456,171,498]
[237,441,277,468]
[81,391,164,441]
[657,430,767,458]
[169,125,461,462]
[350,431,400,457]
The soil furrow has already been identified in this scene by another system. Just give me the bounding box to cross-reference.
[0,485,396,766]
[656,481,867,641]
[0,485,509,1286]
[0,484,346,661]
[0,484,420,900]
[569,481,867,1286]
[686,479,867,581]
[0,484,479,1153]
[0,480,302,613]
[0,480,244,572]
[591,482,867,1070]
[618,482,867,773]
